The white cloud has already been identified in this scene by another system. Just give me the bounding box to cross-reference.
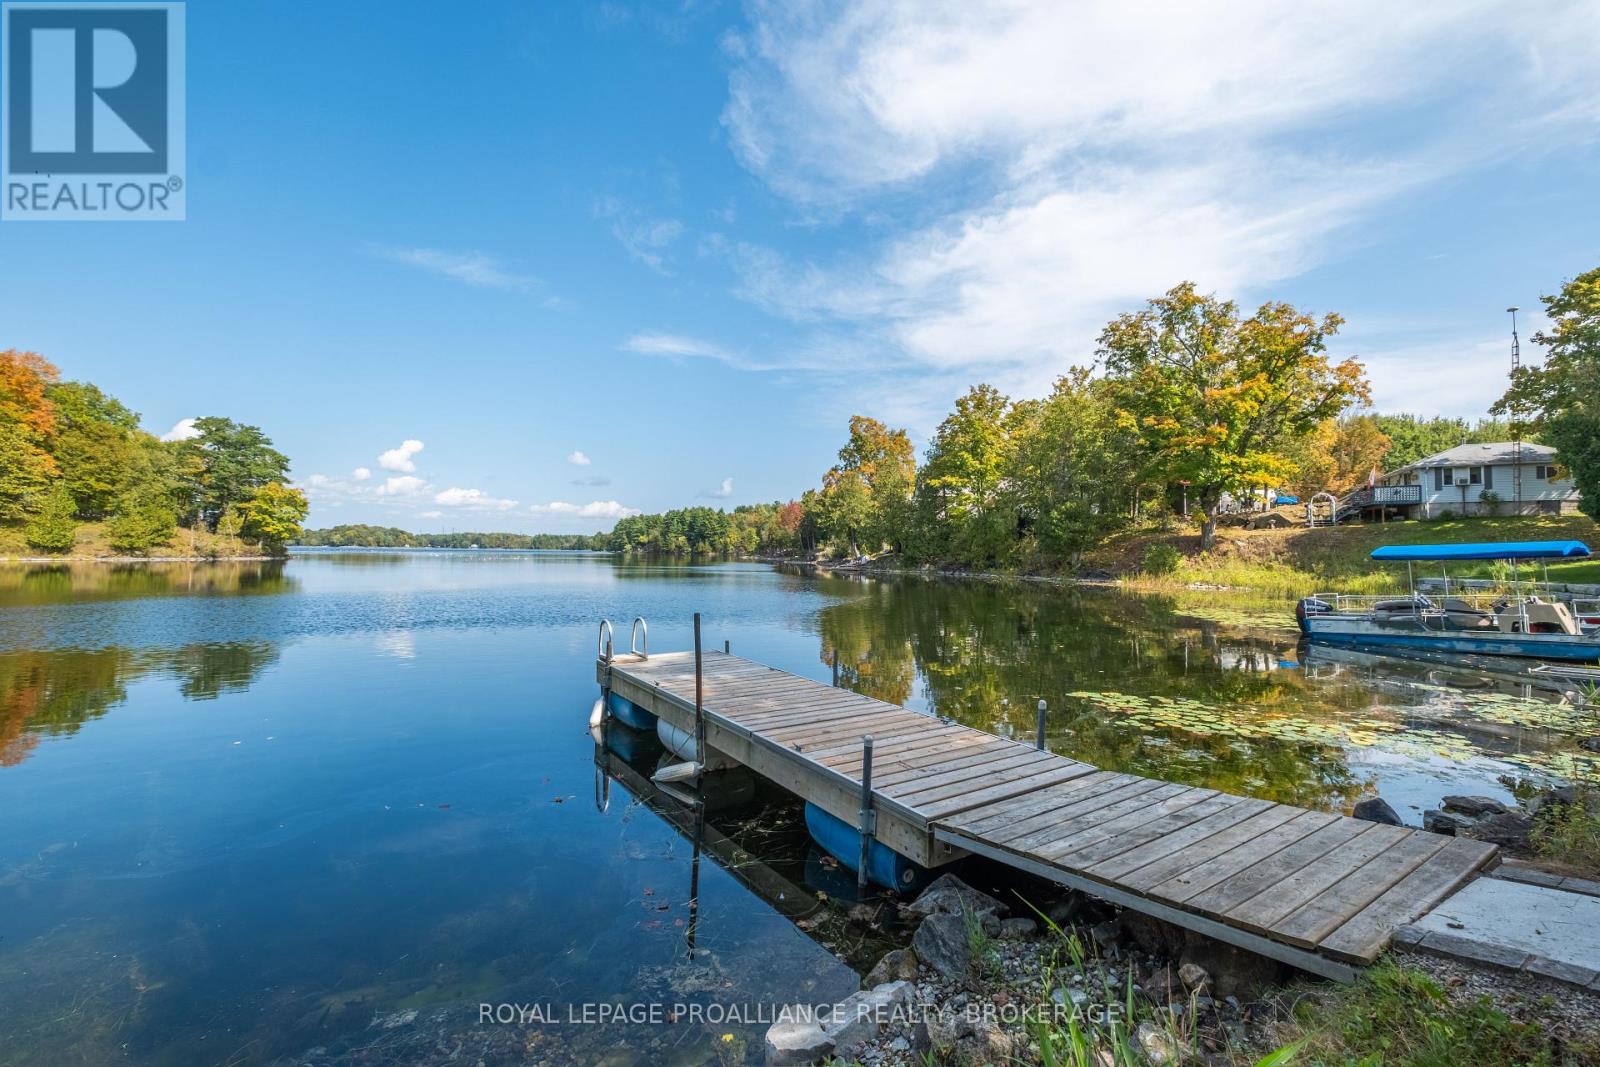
[160,417,201,442]
[376,475,428,497]
[594,196,686,274]
[378,247,540,292]
[352,467,371,481]
[623,332,746,367]
[713,0,1600,425]
[306,474,332,488]
[705,477,734,499]
[434,487,518,510]
[378,439,424,473]
[566,450,592,466]
[529,500,642,520]
[419,510,443,519]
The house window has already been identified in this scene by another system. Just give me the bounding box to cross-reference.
[1468,466,1483,485]
[1536,464,1560,480]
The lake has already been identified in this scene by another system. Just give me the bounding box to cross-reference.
[2,551,1595,1065]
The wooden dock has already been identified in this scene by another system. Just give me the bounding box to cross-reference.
[600,649,1498,981]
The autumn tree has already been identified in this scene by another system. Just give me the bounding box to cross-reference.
[0,350,60,521]
[819,416,915,555]
[1493,267,1600,521]
[1100,283,1370,550]
[1285,414,1392,498]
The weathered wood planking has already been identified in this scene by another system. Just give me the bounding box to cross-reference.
[600,649,1498,978]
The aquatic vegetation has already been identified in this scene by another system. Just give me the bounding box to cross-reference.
[1067,690,1600,786]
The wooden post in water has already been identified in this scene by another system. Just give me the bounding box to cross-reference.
[857,735,875,892]
[724,639,730,655]
[832,649,840,688]
[1036,699,1047,751]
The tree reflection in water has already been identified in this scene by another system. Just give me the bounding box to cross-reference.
[816,575,1368,811]
[0,641,281,766]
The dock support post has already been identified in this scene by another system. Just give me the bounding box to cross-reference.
[857,735,875,892]
[832,650,840,688]
[724,639,730,655]
[1036,699,1047,751]
[693,613,705,767]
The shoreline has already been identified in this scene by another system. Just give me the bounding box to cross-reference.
[0,554,282,564]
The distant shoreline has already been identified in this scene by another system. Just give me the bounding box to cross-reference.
[0,554,280,564]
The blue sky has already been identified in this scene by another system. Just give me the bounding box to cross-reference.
[3,0,1599,533]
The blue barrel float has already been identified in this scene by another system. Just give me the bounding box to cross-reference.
[804,802,928,892]
[607,690,658,731]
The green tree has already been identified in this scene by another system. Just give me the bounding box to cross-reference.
[107,486,178,554]
[1100,282,1369,551]
[0,422,57,522]
[236,482,309,552]
[1494,266,1600,521]
[23,483,78,553]
[45,381,140,519]
[177,417,291,530]
[915,385,1017,565]
[1007,369,1136,561]
[1370,414,1518,469]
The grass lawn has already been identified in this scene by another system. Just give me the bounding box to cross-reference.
[1103,514,1599,596]
[0,520,267,560]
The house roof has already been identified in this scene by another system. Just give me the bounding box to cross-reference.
[1386,441,1557,474]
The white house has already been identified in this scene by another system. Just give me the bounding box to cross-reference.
[1379,442,1581,519]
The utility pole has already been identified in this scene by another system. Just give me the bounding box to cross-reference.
[1508,307,1522,514]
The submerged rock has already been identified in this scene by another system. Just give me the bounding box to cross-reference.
[1442,795,1510,818]
[1353,797,1403,825]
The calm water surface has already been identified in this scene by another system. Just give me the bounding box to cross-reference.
[2,552,1595,1065]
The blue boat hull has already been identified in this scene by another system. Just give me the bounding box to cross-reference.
[1303,623,1600,662]
[607,691,658,730]
[803,802,928,892]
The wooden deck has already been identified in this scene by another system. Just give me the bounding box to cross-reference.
[600,650,1498,981]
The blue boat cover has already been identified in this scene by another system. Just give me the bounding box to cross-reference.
[1370,540,1592,562]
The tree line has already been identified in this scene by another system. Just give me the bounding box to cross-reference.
[0,349,308,555]
[614,274,1596,567]
[296,524,606,550]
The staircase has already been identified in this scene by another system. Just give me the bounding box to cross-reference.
[1306,485,1422,527]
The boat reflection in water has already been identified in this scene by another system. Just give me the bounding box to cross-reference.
[1298,540,1600,662]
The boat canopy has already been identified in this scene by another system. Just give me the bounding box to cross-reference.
[1370,540,1592,562]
